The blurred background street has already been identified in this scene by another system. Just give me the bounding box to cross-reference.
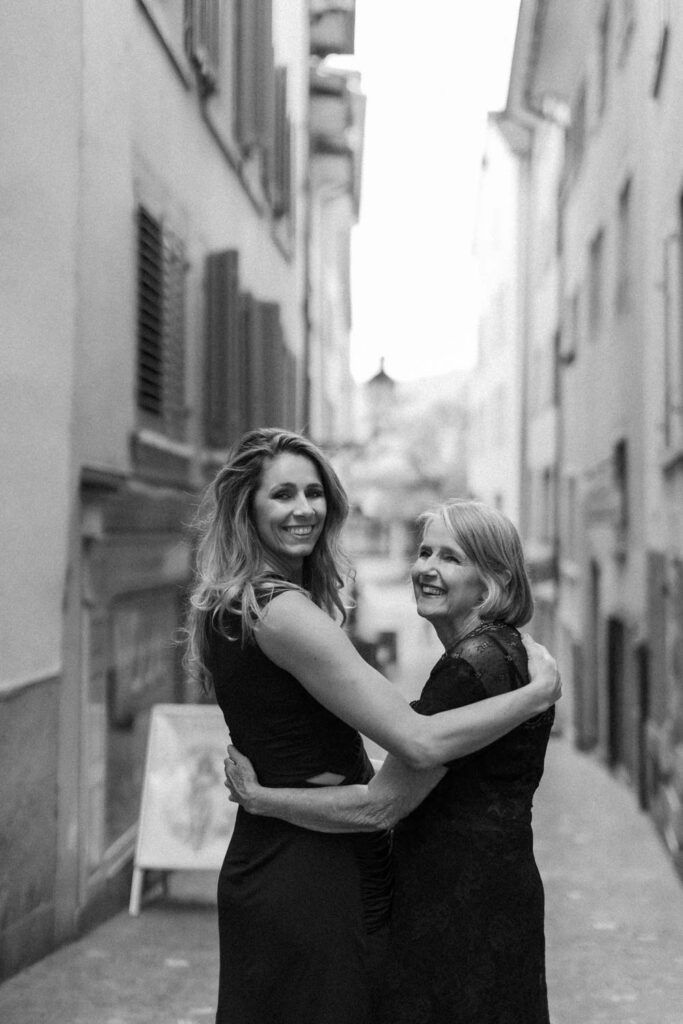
[3,0,683,1017]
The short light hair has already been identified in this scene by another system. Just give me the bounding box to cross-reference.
[417,499,534,627]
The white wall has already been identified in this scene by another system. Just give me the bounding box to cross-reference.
[469,118,523,524]
[0,1,80,686]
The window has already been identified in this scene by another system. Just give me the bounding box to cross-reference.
[613,438,628,533]
[561,286,583,363]
[232,1,291,220]
[541,467,555,544]
[204,249,245,447]
[136,206,187,440]
[666,192,683,450]
[616,178,632,315]
[652,21,670,98]
[234,0,273,155]
[271,67,292,218]
[567,83,586,176]
[204,255,298,447]
[184,0,221,94]
[561,474,578,562]
[589,229,605,335]
[598,3,611,115]
[617,0,635,65]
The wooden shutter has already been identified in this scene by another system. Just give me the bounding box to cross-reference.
[185,0,221,94]
[272,67,290,216]
[161,232,187,441]
[284,346,298,430]
[137,208,165,418]
[256,0,274,140]
[136,206,187,440]
[234,0,258,151]
[204,250,240,448]
[246,299,268,429]
[260,302,283,427]
[646,551,666,725]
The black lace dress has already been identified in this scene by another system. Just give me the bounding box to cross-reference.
[377,621,553,1024]
[207,611,392,1024]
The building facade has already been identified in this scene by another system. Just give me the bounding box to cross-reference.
[492,0,683,874]
[469,115,527,525]
[0,0,361,978]
[307,59,365,445]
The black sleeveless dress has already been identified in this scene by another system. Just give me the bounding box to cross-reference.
[377,622,553,1024]
[207,611,392,1024]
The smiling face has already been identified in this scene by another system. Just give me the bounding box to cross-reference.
[411,519,486,647]
[252,452,327,578]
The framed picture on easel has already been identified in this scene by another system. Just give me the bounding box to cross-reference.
[129,703,236,915]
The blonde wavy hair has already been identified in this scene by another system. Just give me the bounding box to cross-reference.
[185,429,351,694]
[418,499,534,627]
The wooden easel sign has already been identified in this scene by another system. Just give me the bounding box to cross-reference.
[129,703,236,915]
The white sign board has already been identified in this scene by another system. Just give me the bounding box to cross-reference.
[130,703,236,914]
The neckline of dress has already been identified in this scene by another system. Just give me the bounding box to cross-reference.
[442,620,505,660]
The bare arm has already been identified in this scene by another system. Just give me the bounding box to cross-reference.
[224,746,446,832]
[255,592,560,769]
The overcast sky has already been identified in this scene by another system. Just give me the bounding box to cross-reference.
[344,0,521,382]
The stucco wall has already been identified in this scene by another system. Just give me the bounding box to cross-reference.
[0,1,80,687]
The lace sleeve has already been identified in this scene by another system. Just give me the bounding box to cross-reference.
[410,657,487,716]
[456,627,528,698]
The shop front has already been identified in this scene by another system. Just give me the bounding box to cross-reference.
[77,477,195,920]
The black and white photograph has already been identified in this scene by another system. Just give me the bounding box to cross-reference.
[2,2,683,1022]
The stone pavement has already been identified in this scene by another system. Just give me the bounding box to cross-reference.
[2,553,683,1022]
[536,739,683,1024]
[0,872,220,1024]
[2,739,682,1023]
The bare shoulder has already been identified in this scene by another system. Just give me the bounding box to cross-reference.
[255,589,344,666]
[258,589,331,635]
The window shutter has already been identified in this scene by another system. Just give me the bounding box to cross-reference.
[272,67,291,217]
[137,208,165,418]
[234,0,258,151]
[284,346,297,430]
[185,0,221,94]
[161,232,187,441]
[261,302,283,427]
[136,206,187,441]
[246,298,268,429]
[256,0,275,141]
[205,250,240,448]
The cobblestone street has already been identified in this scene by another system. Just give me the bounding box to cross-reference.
[1,561,683,1023]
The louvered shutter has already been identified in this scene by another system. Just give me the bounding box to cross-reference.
[137,208,165,418]
[185,0,220,94]
[204,250,239,448]
[284,346,297,430]
[136,206,187,440]
[260,302,283,427]
[246,299,268,429]
[234,0,258,151]
[272,67,290,216]
[161,232,187,441]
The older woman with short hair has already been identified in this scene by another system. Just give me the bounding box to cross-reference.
[225,498,554,1024]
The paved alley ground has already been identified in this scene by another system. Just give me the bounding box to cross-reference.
[1,558,683,1022]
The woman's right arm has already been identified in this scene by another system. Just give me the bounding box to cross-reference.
[255,592,560,770]
[225,747,445,832]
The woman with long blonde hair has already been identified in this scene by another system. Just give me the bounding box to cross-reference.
[187,430,560,1024]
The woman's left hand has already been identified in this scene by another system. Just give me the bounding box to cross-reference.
[224,745,261,810]
[520,634,561,711]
